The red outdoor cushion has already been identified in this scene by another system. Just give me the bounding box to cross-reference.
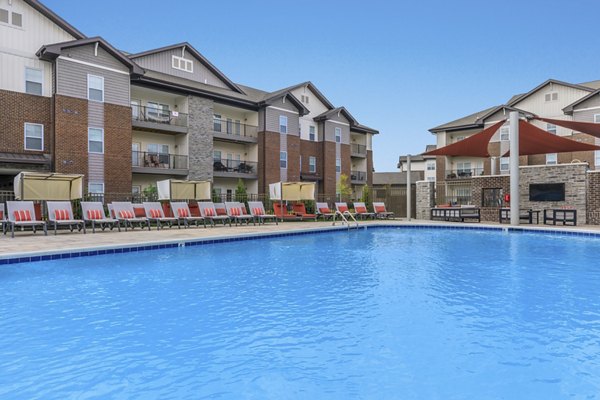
[319,207,331,214]
[54,209,70,220]
[216,208,227,216]
[150,209,162,218]
[374,206,386,213]
[14,210,32,222]
[204,208,215,217]
[87,209,103,220]
[338,205,349,213]
[177,208,190,218]
[355,206,367,213]
[119,210,134,219]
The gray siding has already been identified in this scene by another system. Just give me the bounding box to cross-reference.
[133,48,230,90]
[88,101,104,127]
[88,153,104,182]
[66,44,129,73]
[280,133,287,181]
[272,96,299,112]
[56,58,130,106]
[573,108,600,122]
[572,95,600,115]
[265,108,299,135]
[324,120,350,144]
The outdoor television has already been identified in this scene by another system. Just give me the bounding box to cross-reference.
[529,183,565,202]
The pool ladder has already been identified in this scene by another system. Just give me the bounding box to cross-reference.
[332,211,359,229]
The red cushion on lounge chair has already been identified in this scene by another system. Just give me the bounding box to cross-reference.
[253,207,263,216]
[355,206,367,213]
[216,208,227,216]
[119,210,134,219]
[374,206,386,213]
[177,208,189,218]
[0,211,3,220]
[150,209,161,218]
[87,209,102,220]
[14,210,32,222]
[54,209,70,220]
[205,208,215,217]
[338,205,348,213]
[319,207,331,214]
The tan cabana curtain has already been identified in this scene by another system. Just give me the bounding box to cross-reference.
[157,179,211,200]
[270,182,316,201]
[423,120,506,157]
[534,117,600,139]
[14,172,83,200]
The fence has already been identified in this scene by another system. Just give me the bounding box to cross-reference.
[372,185,416,218]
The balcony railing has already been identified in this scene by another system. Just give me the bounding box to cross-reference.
[212,119,258,139]
[446,168,484,180]
[132,105,188,128]
[351,144,367,156]
[132,151,188,170]
[213,159,257,175]
[351,170,367,182]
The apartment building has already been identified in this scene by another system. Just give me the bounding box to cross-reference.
[429,79,600,202]
[397,145,437,182]
[0,0,378,200]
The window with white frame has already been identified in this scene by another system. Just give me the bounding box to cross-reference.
[0,9,8,23]
[427,176,435,182]
[456,161,471,175]
[454,135,465,142]
[546,153,557,165]
[500,157,510,172]
[280,151,287,168]
[500,126,510,141]
[172,55,193,73]
[147,102,169,120]
[25,67,43,95]
[87,74,104,102]
[544,92,558,102]
[594,114,600,123]
[309,125,316,141]
[335,127,342,143]
[427,161,436,170]
[11,11,21,27]
[547,123,557,134]
[88,182,104,201]
[24,123,43,151]
[595,150,600,168]
[88,127,104,153]
[309,156,316,173]
[301,95,309,104]
[279,116,288,134]
[213,114,222,132]
[336,158,341,173]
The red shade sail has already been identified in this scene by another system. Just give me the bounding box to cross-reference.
[503,120,600,156]
[535,117,600,139]
[422,119,506,157]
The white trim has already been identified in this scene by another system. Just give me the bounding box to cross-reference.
[58,56,129,75]
[88,127,104,154]
[594,114,600,123]
[573,106,600,113]
[87,74,104,102]
[280,151,288,169]
[325,120,350,127]
[24,66,43,96]
[24,123,44,151]
[267,106,299,115]
[88,182,105,194]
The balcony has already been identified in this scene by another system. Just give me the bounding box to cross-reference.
[212,119,258,143]
[132,105,188,134]
[300,170,321,181]
[132,151,188,176]
[351,144,367,158]
[445,168,484,180]
[213,159,258,179]
[351,170,367,184]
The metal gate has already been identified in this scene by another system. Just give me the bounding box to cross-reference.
[373,185,416,218]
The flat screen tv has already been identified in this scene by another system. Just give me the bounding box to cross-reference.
[529,183,565,202]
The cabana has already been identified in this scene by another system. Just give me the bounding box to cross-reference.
[157,179,211,200]
[14,172,83,201]
[269,181,316,221]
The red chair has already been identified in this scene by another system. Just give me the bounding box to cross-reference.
[292,202,317,221]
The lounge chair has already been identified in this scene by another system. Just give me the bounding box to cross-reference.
[46,201,85,235]
[6,201,47,238]
[335,202,356,217]
[373,202,394,219]
[111,201,150,231]
[214,202,228,217]
[143,202,178,230]
[273,202,302,221]
[81,201,120,233]
[248,201,278,225]
[316,202,336,221]
[225,202,255,226]
[170,202,206,228]
[0,202,6,234]
[353,202,376,220]
[292,202,317,221]
[198,202,231,227]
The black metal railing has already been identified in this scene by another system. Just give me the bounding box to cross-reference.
[212,119,258,139]
[132,151,188,170]
[351,144,367,155]
[350,170,367,182]
[445,168,484,180]
[132,105,188,128]
[213,159,257,174]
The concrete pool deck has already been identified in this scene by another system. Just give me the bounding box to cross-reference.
[2,219,600,262]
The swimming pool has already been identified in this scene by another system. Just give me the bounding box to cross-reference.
[1,227,600,399]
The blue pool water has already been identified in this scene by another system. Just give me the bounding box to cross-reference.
[1,228,600,399]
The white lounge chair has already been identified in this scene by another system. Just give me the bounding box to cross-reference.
[81,201,120,233]
[198,202,231,227]
[6,201,47,238]
[316,202,335,221]
[143,202,178,230]
[373,202,395,219]
[353,202,376,220]
[248,201,278,225]
[111,201,150,231]
[170,202,206,228]
[225,202,255,226]
[46,201,85,234]
[335,202,356,217]
[0,202,6,235]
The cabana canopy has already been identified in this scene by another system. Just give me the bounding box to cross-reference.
[534,117,600,139]
[157,179,211,200]
[14,172,83,200]
[423,120,506,157]
[269,182,315,201]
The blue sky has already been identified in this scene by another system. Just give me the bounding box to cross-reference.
[46,0,600,171]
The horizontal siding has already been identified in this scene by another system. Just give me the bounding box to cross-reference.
[324,120,350,144]
[88,101,104,127]
[88,153,104,182]
[66,44,129,73]
[0,52,53,96]
[271,96,299,112]
[265,108,299,135]
[573,95,600,112]
[573,108,600,123]
[56,58,130,106]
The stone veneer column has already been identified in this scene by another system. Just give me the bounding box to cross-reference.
[187,96,214,181]
[416,181,435,220]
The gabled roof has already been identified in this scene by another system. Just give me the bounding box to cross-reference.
[37,37,144,76]
[563,89,600,114]
[351,123,379,135]
[314,107,358,125]
[507,79,595,106]
[266,81,335,110]
[429,105,533,133]
[24,0,85,39]
[129,42,244,94]
[258,92,309,116]
[578,80,600,90]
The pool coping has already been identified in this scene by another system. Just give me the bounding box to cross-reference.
[2,222,600,265]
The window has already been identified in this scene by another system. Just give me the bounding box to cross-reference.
[213,150,222,161]
[335,127,342,143]
[309,126,316,141]
[500,157,510,172]
[544,92,558,102]
[87,74,104,102]
[500,126,510,141]
[0,9,8,23]
[336,158,341,173]
[547,124,557,134]
[234,120,241,135]
[595,150,600,168]
[88,128,104,153]
[279,115,288,134]
[301,95,309,104]
[88,182,104,201]
[280,151,287,168]
[132,186,141,195]
[594,114,600,123]
[427,176,435,182]
[427,161,436,171]
[25,67,43,95]
[147,102,169,120]
[455,135,465,142]
[226,118,233,134]
[546,153,557,165]
[24,123,43,151]
[456,161,471,175]
[309,156,316,173]
[172,55,193,73]
[213,114,222,132]
[482,188,502,207]
[11,12,22,27]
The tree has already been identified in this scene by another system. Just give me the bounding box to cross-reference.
[142,184,158,201]
[337,174,352,201]
[211,188,221,203]
[360,185,372,211]
[235,178,248,204]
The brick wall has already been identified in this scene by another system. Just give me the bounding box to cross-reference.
[287,135,301,181]
[258,131,280,193]
[341,143,351,178]
[54,95,88,176]
[587,171,600,224]
[471,175,509,221]
[300,139,321,177]
[104,103,132,193]
[322,141,337,199]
